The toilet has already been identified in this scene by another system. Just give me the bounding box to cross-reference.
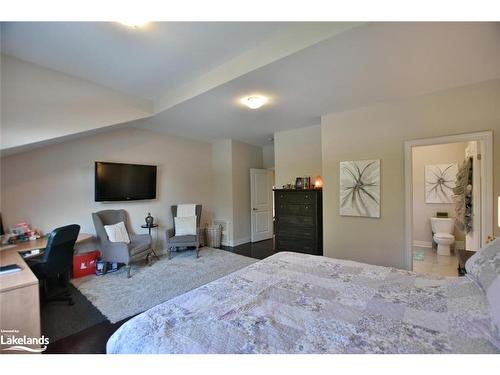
[430,217,455,256]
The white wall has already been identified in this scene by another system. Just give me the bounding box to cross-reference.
[1,127,213,253]
[274,125,322,188]
[412,142,467,246]
[321,79,500,269]
[1,54,152,152]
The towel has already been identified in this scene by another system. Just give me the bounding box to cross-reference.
[176,204,196,218]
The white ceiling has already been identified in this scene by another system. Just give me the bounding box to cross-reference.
[2,22,499,151]
[1,22,295,100]
[134,22,500,145]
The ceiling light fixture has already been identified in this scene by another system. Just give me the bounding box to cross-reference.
[241,95,268,109]
[118,21,149,29]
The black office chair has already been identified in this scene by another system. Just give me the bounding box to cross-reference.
[26,224,80,306]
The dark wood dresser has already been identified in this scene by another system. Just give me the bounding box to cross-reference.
[274,189,322,255]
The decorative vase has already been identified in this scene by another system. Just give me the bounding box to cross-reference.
[145,213,154,226]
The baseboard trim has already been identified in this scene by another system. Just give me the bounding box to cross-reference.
[413,240,432,248]
[229,237,251,247]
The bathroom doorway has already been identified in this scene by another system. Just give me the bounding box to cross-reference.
[404,131,493,275]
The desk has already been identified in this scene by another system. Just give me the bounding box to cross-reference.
[0,233,93,353]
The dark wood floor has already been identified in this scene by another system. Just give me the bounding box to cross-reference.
[221,237,275,260]
[44,239,275,354]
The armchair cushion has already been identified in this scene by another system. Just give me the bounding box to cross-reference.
[168,235,197,244]
[104,222,130,244]
[128,234,152,256]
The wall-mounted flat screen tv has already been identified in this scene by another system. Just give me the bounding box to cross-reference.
[95,162,157,202]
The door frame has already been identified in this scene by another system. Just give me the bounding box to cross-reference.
[403,130,493,270]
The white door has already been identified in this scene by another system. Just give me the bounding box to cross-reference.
[250,168,273,242]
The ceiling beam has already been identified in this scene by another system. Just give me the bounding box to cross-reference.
[153,22,363,114]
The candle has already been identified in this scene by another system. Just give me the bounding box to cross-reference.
[314,176,323,189]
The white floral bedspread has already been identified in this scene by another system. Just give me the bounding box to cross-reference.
[107,252,499,354]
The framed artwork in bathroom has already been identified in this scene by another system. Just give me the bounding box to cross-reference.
[339,159,380,218]
[425,163,458,204]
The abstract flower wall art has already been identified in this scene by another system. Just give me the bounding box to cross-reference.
[340,159,380,218]
[425,163,457,203]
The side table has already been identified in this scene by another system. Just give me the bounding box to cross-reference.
[141,224,161,260]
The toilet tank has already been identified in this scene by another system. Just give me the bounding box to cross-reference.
[430,217,455,234]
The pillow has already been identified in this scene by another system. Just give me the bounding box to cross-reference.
[104,221,130,244]
[487,276,500,341]
[465,238,500,292]
[174,216,197,236]
[465,238,500,337]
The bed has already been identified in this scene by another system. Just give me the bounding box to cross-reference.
[107,250,500,354]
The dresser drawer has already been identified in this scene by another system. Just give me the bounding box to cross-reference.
[276,203,315,217]
[277,215,314,227]
[276,238,316,254]
[276,226,315,239]
[275,192,315,204]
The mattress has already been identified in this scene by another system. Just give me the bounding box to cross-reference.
[107,252,499,354]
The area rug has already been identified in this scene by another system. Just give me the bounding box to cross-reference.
[71,248,257,323]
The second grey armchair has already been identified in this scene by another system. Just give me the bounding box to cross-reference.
[166,205,202,259]
[92,209,153,278]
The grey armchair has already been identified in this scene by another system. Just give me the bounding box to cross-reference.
[166,205,202,259]
[92,209,152,278]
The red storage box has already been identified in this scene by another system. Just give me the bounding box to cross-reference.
[72,250,100,278]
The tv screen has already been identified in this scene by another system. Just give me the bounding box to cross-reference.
[95,162,157,202]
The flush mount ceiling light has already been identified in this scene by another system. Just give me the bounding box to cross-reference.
[118,21,150,29]
[241,95,268,109]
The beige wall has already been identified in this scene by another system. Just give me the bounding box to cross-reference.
[232,141,264,244]
[262,144,275,169]
[211,139,234,234]
[211,139,263,245]
[321,79,500,269]
[412,142,467,245]
[1,127,213,253]
[1,55,152,152]
[275,125,322,188]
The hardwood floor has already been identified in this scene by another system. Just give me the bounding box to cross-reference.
[45,317,132,354]
[44,239,275,354]
[221,238,275,260]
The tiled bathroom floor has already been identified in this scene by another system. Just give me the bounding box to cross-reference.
[412,246,459,277]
